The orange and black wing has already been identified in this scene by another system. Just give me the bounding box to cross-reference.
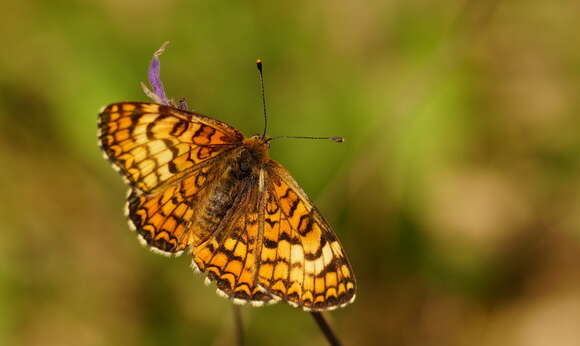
[191,173,277,306]
[125,161,229,255]
[257,161,356,311]
[98,102,244,255]
[98,102,243,193]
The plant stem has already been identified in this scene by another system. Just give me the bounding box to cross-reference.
[310,312,341,346]
[233,305,244,346]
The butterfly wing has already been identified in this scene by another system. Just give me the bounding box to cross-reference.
[98,102,244,192]
[98,102,244,255]
[191,169,277,306]
[257,161,356,311]
[125,159,231,255]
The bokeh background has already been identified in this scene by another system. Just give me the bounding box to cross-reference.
[1,1,580,345]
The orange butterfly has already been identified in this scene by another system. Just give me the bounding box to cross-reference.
[98,101,356,311]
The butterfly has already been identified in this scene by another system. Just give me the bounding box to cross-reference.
[97,102,356,311]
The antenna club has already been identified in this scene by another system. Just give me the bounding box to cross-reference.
[332,137,345,143]
[256,59,263,72]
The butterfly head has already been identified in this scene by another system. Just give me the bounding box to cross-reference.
[243,135,271,164]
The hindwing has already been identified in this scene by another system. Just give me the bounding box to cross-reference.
[191,170,277,306]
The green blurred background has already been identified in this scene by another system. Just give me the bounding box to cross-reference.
[1,1,580,345]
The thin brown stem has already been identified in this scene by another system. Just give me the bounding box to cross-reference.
[310,312,341,346]
[233,305,244,346]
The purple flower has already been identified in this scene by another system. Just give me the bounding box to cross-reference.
[142,41,185,108]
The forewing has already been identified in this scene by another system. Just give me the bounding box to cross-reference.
[191,175,276,306]
[258,161,356,311]
[98,102,244,192]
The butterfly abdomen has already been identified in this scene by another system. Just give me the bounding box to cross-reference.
[194,170,241,238]
[192,150,260,244]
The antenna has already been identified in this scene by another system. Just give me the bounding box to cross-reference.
[256,60,345,144]
[269,135,345,143]
[256,59,268,139]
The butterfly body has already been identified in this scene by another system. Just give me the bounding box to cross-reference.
[98,102,355,311]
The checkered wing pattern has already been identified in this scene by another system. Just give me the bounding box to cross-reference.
[257,161,356,311]
[98,102,243,193]
[98,102,243,255]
